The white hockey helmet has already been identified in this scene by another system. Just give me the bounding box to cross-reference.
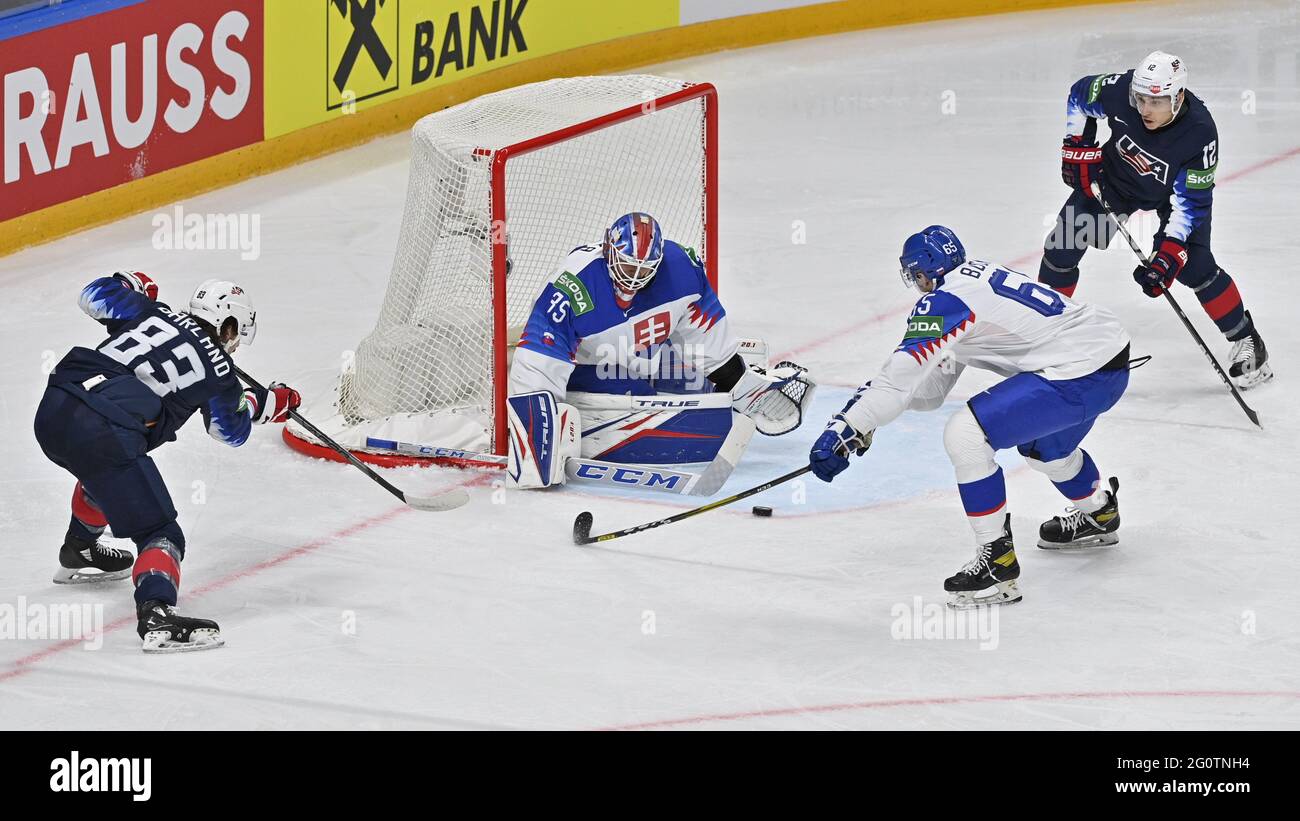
[189,279,256,353]
[1130,51,1188,121]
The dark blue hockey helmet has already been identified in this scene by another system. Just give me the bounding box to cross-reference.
[899,225,965,290]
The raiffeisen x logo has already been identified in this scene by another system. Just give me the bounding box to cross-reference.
[328,0,400,111]
[333,0,391,91]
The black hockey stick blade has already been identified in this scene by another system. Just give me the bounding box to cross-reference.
[573,465,812,546]
[573,512,595,545]
[1159,289,1263,429]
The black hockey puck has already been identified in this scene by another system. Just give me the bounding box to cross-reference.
[751,506,773,517]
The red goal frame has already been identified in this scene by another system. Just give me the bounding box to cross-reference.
[284,82,718,470]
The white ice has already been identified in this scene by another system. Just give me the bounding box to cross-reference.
[2,0,1298,730]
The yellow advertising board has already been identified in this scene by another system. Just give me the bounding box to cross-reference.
[265,0,681,138]
[4,0,1136,256]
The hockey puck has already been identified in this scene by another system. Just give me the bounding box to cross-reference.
[751,506,773,517]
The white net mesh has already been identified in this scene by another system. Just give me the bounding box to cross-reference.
[291,75,713,458]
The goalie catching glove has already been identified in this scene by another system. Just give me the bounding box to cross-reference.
[727,360,817,436]
[809,384,874,482]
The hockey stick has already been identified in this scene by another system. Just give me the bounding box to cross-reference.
[368,436,727,496]
[366,437,739,496]
[235,368,469,512]
[572,465,812,545]
[1089,183,1261,428]
[365,437,507,470]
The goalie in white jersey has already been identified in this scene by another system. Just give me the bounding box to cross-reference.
[506,212,815,493]
[809,226,1134,608]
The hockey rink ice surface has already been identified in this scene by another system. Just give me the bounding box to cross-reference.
[2,0,1299,730]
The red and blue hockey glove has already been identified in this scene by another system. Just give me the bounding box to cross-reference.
[1132,236,1187,297]
[113,270,158,301]
[245,382,301,424]
[1061,136,1104,198]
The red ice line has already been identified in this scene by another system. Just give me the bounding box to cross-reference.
[771,145,1300,365]
[3,142,1296,692]
[0,476,489,683]
[598,689,1300,731]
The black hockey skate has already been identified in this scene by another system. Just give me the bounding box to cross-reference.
[137,600,224,654]
[52,533,133,585]
[1038,477,1120,550]
[944,514,1022,609]
[1229,314,1272,390]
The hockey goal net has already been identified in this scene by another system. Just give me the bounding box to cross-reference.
[284,75,718,468]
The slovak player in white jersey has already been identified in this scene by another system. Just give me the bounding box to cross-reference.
[809,226,1134,608]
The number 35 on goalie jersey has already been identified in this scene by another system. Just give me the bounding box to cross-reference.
[509,241,739,399]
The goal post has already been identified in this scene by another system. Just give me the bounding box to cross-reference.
[284,75,719,469]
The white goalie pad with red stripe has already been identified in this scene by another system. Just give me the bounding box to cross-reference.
[571,392,742,463]
[506,391,581,488]
[568,392,755,494]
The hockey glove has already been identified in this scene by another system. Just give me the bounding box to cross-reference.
[1061,136,1103,198]
[113,270,158,301]
[809,384,874,483]
[1132,236,1187,297]
[729,361,817,436]
[245,382,300,424]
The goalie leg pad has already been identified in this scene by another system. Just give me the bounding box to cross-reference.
[507,391,580,489]
[568,393,755,495]
[573,392,737,465]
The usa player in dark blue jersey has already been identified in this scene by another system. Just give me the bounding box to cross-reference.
[33,272,300,653]
[1040,51,1272,389]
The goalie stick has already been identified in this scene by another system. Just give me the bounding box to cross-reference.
[235,368,469,512]
[364,437,734,496]
[572,465,812,545]
[1090,182,1261,428]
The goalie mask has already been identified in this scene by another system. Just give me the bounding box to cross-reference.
[605,212,664,294]
[190,279,256,353]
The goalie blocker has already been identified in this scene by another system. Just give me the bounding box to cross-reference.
[506,357,816,493]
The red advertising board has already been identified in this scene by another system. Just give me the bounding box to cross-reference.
[0,0,263,222]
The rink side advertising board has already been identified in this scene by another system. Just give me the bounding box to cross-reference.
[263,0,678,139]
[0,0,1133,253]
[0,0,264,223]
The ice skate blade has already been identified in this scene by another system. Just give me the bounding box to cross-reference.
[947,580,1022,609]
[1233,364,1273,391]
[1037,532,1119,550]
[142,629,225,654]
[52,567,131,585]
